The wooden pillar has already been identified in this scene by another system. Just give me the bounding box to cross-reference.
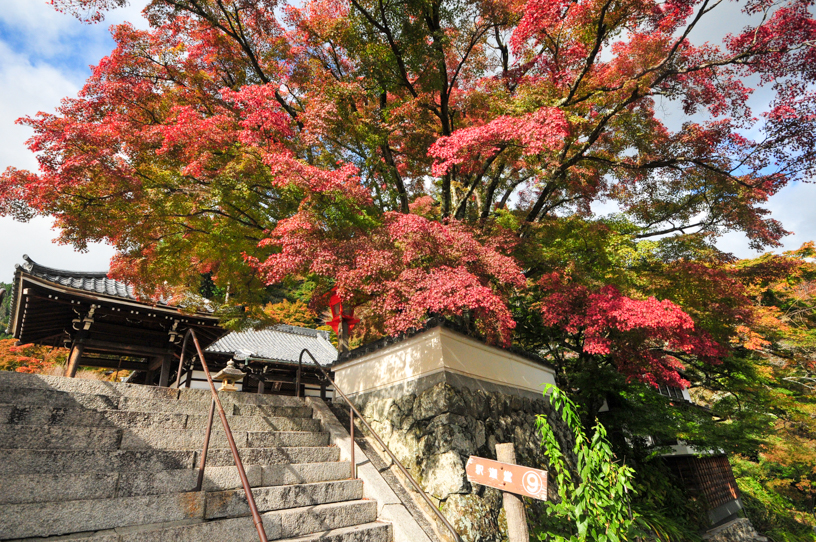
[64,341,85,378]
[144,369,155,386]
[496,443,529,542]
[185,367,193,388]
[158,355,171,388]
[320,382,327,400]
[257,378,265,395]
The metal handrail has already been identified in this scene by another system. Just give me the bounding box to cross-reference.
[176,329,268,542]
[298,348,464,542]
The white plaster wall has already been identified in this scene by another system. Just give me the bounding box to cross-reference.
[437,328,556,392]
[333,328,445,396]
[333,327,556,396]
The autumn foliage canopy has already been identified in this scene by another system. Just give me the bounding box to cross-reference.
[3,0,816,394]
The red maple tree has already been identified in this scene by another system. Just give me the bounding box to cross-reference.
[2,0,815,386]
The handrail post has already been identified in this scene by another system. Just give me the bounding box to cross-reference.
[180,329,269,542]
[298,348,463,542]
[296,356,302,398]
[350,408,356,479]
[195,397,216,491]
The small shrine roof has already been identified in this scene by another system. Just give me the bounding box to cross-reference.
[207,325,338,366]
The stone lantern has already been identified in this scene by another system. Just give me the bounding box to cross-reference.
[212,359,245,392]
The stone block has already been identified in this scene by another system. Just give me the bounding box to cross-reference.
[233,404,313,418]
[246,431,330,448]
[0,472,119,505]
[205,479,363,519]
[275,500,378,539]
[262,461,351,486]
[421,451,467,500]
[203,446,340,467]
[276,523,392,542]
[0,492,205,539]
[119,427,247,450]
[0,404,11,424]
[119,516,265,542]
[0,449,196,475]
[0,388,116,410]
[118,397,217,415]
[0,424,122,450]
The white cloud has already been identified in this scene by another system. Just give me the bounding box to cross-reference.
[0,41,79,171]
[0,216,115,282]
[0,1,149,282]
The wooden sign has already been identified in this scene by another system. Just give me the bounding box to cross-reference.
[466,456,548,501]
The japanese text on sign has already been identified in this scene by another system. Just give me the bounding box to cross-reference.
[465,456,548,501]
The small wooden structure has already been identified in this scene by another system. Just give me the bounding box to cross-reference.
[183,325,338,397]
[6,255,225,386]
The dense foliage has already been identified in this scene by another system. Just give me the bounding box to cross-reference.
[2,0,816,537]
[0,339,68,374]
[533,385,637,542]
[0,282,11,339]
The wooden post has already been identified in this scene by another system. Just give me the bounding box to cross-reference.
[64,341,85,378]
[495,443,529,542]
[158,355,171,387]
[320,381,327,400]
[257,378,265,395]
[185,367,193,388]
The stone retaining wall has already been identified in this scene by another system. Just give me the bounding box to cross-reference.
[702,518,768,542]
[349,380,574,542]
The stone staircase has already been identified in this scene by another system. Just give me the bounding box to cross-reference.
[0,371,392,542]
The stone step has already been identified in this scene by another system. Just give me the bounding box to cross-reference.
[0,491,207,540]
[0,489,376,541]
[0,447,340,475]
[121,428,331,451]
[5,512,389,542]
[276,523,391,542]
[0,371,305,408]
[0,388,117,411]
[205,479,363,519]
[0,405,321,432]
[0,462,353,505]
[0,387,313,418]
[118,396,313,417]
[205,447,341,468]
[0,425,329,451]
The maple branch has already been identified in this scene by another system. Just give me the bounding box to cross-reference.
[349,0,419,98]
[634,221,708,238]
[559,0,612,107]
[480,163,508,219]
[453,149,503,219]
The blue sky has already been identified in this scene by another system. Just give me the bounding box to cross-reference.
[0,0,814,284]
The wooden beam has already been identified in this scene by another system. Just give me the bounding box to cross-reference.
[83,339,173,357]
[148,356,168,371]
[158,356,171,387]
[77,358,149,371]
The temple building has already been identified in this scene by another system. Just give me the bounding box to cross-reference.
[5,256,336,394]
[6,255,224,386]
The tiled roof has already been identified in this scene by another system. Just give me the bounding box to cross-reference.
[14,255,216,312]
[17,255,140,301]
[206,325,338,366]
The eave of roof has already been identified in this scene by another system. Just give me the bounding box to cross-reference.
[6,255,219,337]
